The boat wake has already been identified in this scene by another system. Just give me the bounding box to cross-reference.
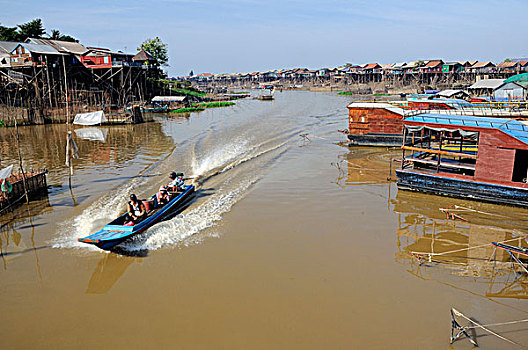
[52,178,148,250]
[121,176,257,251]
[53,129,292,253]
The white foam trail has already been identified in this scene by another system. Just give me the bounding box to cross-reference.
[192,137,252,176]
[53,130,289,252]
[122,176,257,251]
[52,178,147,249]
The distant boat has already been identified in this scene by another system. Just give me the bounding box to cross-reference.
[78,185,195,250]
[125,105,169,113]
[258,95,274,101]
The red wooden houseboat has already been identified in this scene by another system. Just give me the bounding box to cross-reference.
[346,100,528,147]
[396,114,528,207]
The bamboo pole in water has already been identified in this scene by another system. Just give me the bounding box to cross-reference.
[14,117,29,204]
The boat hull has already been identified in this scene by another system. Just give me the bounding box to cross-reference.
[348,133,403,147]
[396,170,528,207]
[78,185,195,250]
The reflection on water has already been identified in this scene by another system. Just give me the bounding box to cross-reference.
[393,189,528,299]
[86,253,137,295]
[0,122,174,184]
[0,198,51,276]
[339,146,397,186]
[338,145,528,300]
[74,127,108,142]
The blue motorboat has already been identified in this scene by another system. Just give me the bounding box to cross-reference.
[78,185,195,250]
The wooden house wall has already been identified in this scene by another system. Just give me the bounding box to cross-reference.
[11,52,32,67]
[80,55,112,68]
[475,130,528,183]
[348,108,402,135]
[406,101,451,110]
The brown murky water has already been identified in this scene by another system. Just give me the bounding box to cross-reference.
[1,91,528,349]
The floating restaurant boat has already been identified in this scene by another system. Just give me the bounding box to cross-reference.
[78,185,195,250]
[346,99,528,146]
[396,114,528,207]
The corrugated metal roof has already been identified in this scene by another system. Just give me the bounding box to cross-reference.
[425,60,443,68]
[13,42,62,55]
[26,38,88,55]
[404,114,528,145]
[436,89,469,98]
[363,63,380,69]
[472,61,495,68]
[468,79,504,89]
[0,41,19,53]
[132,49,154,62]
[497,61,518,68]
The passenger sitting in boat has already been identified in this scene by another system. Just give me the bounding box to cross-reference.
[167,171,185,192]
[127,194,147,223]
[156,186,170,206]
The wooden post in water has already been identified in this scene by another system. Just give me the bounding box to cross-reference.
[436,131,443,173]
[401,127,407,169]
[14,117,29,204]
[62,56,70,127]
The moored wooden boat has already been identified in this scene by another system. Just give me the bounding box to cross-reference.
[396,114,528,207]
[78,185,195,250]
[0,168,48,212]
[346,100,528,147]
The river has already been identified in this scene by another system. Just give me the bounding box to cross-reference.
[1,91,528,349]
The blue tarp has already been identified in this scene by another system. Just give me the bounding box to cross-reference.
[404,114,528,145]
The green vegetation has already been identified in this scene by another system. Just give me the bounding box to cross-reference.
[170,107,205,114]
[196,102,235,108]
[138,37,168,66]
[171,87,207,97]
[50,29,77,42]
[372,93,390,96]
[338,91,355,95]
[0,18,77,42]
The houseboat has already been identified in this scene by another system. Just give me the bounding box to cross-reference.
[396,114,528,207]
[346,99,528,147]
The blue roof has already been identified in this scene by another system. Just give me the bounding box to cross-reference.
[404,113,528,145]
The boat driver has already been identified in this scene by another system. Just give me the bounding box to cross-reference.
[127,194,147,223]
[167,171,185,192]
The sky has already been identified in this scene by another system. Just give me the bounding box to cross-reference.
[2,0,528,76]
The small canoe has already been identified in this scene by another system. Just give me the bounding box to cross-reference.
[78,185,195,250]
[492,242,528,257]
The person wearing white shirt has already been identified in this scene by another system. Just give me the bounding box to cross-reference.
[168,171,185,192]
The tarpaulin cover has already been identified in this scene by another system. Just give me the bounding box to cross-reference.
[404,124,479,140]
[73,111,107,125]
[505,73,528,84]
[0,164,13,180]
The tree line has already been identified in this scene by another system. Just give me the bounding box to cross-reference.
[0,18,77,42]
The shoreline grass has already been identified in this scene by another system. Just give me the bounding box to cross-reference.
[171,88,207,98]
[196,101,235,108]
[170,107,205,113]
